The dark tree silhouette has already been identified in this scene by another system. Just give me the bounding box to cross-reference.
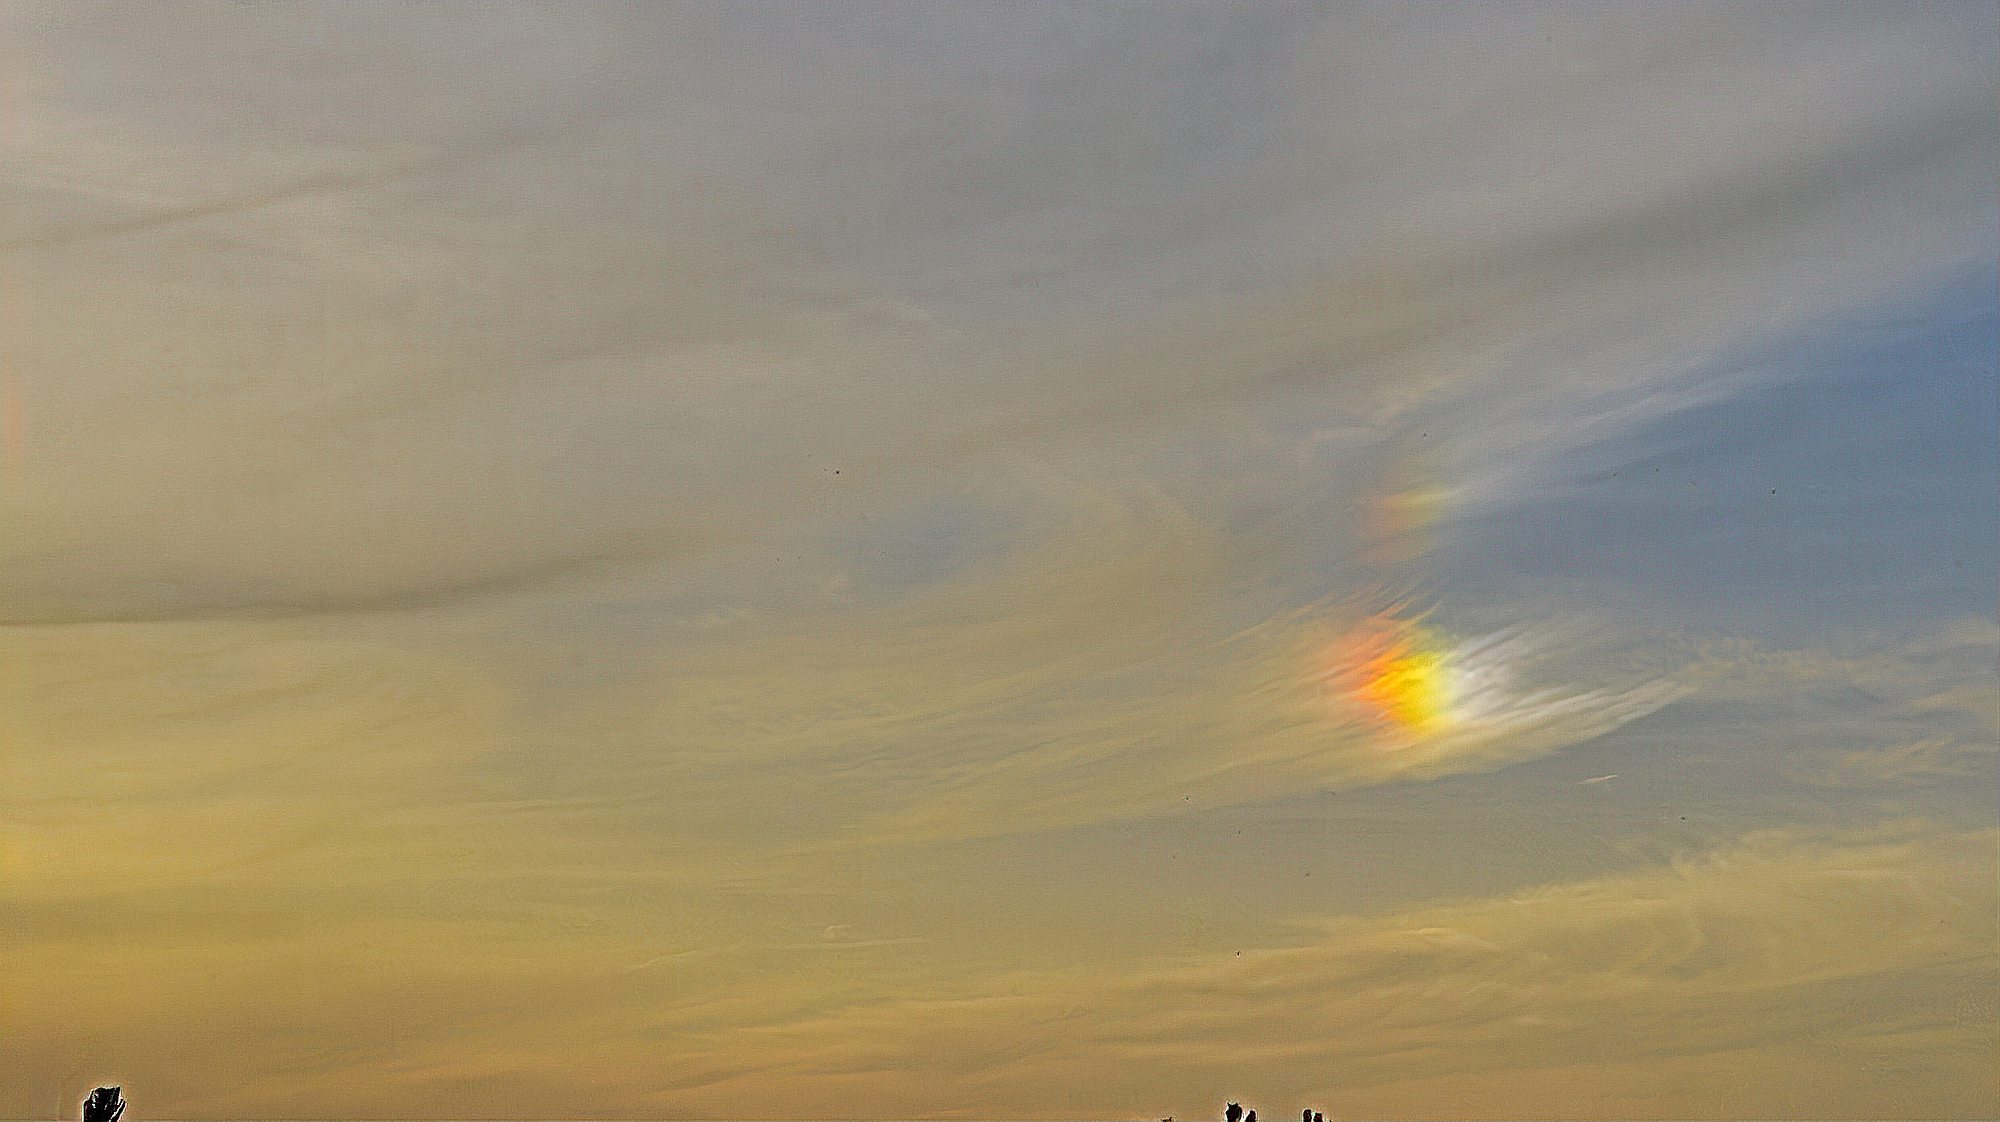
[1225,1102,1243,1122]
[83,1088,124,1122]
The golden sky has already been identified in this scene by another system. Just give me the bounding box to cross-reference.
[2,4,1996,1119]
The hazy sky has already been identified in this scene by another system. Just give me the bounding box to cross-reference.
[2,4,1995,1119]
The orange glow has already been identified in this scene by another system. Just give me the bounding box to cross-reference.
[1323,611,1456,737]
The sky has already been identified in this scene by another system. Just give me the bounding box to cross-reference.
[0,3,1995,1119]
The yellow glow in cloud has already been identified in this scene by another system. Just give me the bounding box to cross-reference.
[1322,610,1459,737]
[1333,441,1459,737]
[1309,598,1687,772]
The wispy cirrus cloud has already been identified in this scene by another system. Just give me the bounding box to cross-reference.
[491,824,1993,1121]
[2,3,1995,1118]
[1,4,1992,627]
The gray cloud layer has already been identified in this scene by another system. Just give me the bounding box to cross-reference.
[2,2,1992,623]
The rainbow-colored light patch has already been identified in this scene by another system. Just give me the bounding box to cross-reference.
[1322,611,1459,738]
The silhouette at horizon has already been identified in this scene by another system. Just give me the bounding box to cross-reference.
[83,1088,124,1122]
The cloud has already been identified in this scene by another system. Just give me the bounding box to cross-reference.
[417,823,1991,1121]
[1,4,1992,625]
[1665,618,2000,793]
[3,581,1991,1120]
[14,796,1986,1121]
[1,6,1995,1119]
[556,474,1687,849]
